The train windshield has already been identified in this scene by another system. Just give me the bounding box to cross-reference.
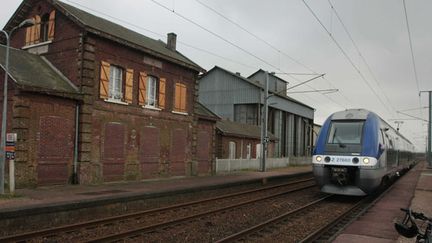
[327,121,364,145]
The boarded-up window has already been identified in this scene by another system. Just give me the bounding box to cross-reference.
[174,83,187,113]
[102,123,125,181]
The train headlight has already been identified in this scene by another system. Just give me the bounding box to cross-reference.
[363,158,370,164]
[316,156,322,162]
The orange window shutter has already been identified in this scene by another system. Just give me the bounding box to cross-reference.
[34,15,41,44]
[158,78,166,109]
[125,69,134,104]
[48,10,56,41]
[25,26,31,45]
[138,72,147,106]
[180,84,187,112]
[174,83,181,111]
[99,61,110,99]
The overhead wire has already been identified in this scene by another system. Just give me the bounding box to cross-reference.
[148,0,345,107]
[193,0,351,107]
[327,0,398,115]
[302,0,394,118]
[402,0,423,119]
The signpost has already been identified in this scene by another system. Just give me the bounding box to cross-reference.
[6,133,16,194]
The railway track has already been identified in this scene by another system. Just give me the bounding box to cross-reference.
[300,173,403,242]
[0,177,316,242]
[215,171,405,242]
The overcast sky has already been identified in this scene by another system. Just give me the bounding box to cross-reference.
[1,0,431,151]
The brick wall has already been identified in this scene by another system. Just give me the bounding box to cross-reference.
[4,0,208,186]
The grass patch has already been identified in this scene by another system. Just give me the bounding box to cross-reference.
[0,193,23,200]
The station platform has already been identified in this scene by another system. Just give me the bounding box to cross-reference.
[334,160,432,243]
[0,165,312,217]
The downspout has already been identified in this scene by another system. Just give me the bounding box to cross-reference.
[72,33,86,184]
[72,104,79,184]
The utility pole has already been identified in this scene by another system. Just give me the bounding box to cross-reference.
[420,91,432,167]
[260,71,269,172]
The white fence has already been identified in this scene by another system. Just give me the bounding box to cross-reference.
[215,157,312,173]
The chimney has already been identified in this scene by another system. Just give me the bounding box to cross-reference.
[167,32,177,51]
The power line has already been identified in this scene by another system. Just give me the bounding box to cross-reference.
[327,0,397,115]
[402,0,423,118]
[194,0,352,107]
[148,0,346,108]
[302,0,394,117]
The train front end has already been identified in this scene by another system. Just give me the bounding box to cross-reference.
[312,109,384,196]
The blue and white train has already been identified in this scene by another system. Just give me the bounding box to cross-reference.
[313,109,415,196]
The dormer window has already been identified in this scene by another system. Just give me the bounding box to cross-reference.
[25,10,55,46]
[41,13,50,42]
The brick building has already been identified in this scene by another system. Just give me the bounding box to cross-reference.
[1,0,215,187]
[215,120,276,159]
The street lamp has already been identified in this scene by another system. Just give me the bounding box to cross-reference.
[0,18,35,194]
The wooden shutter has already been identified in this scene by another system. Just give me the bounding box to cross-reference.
[158,78,166,109]
[48,10,56,41]
[25,24,32,46]
[99,61,110,99]
[125,69,134,104]
[174,83,181,111]
[180,84,187,112]
[34,15,41,44]
[138,72,147,106]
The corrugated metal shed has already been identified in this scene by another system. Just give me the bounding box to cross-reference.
[198,66,314,119]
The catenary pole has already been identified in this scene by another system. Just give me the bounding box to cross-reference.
[420,91,432,167]
[428,91,431,167]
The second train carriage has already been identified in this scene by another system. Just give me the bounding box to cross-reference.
[312,109,415,196]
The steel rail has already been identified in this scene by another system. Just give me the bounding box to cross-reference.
[300,166,414,242]
[0,177,314,242]
[85,183,317,242]
[215,195,332,243]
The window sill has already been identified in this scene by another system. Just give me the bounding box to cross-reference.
[104,98,129,105]
[172,111,188,116]
[22,40,53,49]
[142,105,162,111]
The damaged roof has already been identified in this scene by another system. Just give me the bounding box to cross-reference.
[0,45,80,98]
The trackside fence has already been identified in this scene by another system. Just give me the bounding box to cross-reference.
[215,157,312,173]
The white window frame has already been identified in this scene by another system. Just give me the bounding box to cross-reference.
[229,141,236,159]
[246,143,252,159]
[109,65,123,100]
[146,76,157,107]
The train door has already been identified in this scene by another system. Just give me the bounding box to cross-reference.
[378,129,386,168]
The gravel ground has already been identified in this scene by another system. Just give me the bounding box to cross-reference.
[135,187,324,242]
